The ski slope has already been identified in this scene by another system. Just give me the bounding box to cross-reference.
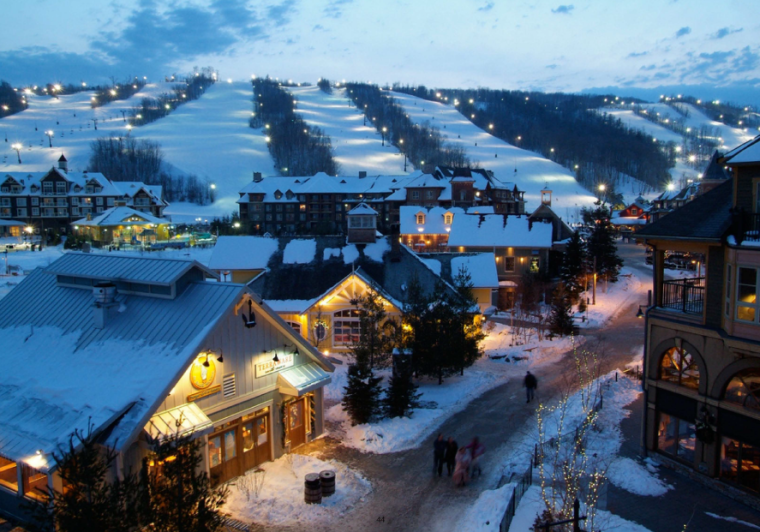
[0,81,276,223]
[288,86,407,176]
[389,91,597,220]
[602,108,683,143]
[672,102,753,150]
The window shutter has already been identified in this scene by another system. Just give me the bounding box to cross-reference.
[222,373,236,398]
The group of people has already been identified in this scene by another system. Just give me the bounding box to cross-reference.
[433,435,486,487]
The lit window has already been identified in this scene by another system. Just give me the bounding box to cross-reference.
[657,413,695,464]
[504,257,515,273]
[721,436,760,492]
[737,267,759,322]
[333,309,361,346]
[724,369,760,411]
[416,213,426,225]
[659,347,699,390]
[0,455,18,491]
[444,212,453,225]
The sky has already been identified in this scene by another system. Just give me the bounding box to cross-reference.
[1,0,759,104]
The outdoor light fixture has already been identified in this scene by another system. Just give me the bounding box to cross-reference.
[202,352,211,367]
[636,305,645,319]
[272,350,280,363]
[242,299,256,328]
[217,350,224,363]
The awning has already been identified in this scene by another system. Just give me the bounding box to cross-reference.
[145,402,213,440]
[277,363,331,396]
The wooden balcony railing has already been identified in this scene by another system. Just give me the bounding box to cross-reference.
[660,277,705,315]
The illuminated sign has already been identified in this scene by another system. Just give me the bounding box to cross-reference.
[187,385,221,402]
[255,354,294,378]
[190,356,216,390]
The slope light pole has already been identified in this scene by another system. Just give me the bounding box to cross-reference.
[11,142,22,164]
[382,126,387,146]
[45,130,54,148]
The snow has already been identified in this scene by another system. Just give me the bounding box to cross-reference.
[223,453,372,527]
[400,206,462,235]
[602,108,683,143]
[705,512,760,530]
[207,236,279,271]
[363,238,390,262]
[575,266,647,329]
[420,257,442,276]
[342,244,360,264]
[448,214,553,248]
[452,253,499,288]
[389,91,598,217]
[606,457,672,496]
[324,247,341,260]
[287,86,408,176]
[672,102,754,150]
[283,239,317,264]
[458,482,515,532]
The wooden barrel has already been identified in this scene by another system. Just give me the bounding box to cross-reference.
[304,473,322,504]
[320,470,336,497]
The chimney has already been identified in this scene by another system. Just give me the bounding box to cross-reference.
[253,172,263,182]
[359,171,367,178]
[93,282,117,329]
[58,154,68,173]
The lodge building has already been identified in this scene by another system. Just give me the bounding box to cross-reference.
[0,253,332,517]
[637,135,760,507]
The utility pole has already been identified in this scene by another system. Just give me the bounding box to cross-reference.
[592,256,597,305]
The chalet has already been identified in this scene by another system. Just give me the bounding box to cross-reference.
[635,134,760,507]
[0,156,168,236]
[415,252,499,313]
[209,236,280,283]
[0,254,332,516]
[71,207,170,246]
[0,219,27,238]
[527,188,575,246]
[399,206,462,251]
[611,197,649,235]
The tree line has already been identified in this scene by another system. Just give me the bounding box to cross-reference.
[342,268,484,425]
[393,85,672,189]
[344,82,471,170]
[92,77,146,108]
[250,76,339,176]
[129,68,217,127]
[0,80,28,116]
[88,137,215,205]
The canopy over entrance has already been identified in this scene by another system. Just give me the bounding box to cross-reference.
[277,364,331,396]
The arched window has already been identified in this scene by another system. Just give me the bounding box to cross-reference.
[724,369,760,411]
[333,309,361,346]
[416,212,426,225]
[660,346,700,390]
[444,212,453,225]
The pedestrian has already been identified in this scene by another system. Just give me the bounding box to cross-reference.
[445,437,458,476]
[524,371,538,403]
[453,447,471,487]
[466,437,486,479]
[433,433,447,477]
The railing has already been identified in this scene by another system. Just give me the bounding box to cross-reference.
[499,459,533,532]
[661,277,705,315]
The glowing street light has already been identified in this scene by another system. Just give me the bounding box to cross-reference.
[45,130,54,147]
[399,139,407,171]
[382,126,387,146]
[210,183,216,190]
[11,142,22,164]
[126,124,133,136]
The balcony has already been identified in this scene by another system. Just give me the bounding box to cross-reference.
[660,277,705,315]
[733,212,760,244]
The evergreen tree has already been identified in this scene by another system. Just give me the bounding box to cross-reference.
[584,206,623,283]
[382,351,422,418]
[448,266,486,375]
[141,431,228,532]
[549,282,575,336]
[342,363,384,425]
[354,286,392,369]
[559,231,587,301]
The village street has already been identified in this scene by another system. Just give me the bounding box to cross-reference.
[250,244,652,532]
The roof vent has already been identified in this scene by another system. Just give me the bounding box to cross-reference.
[93,282,118,329]
[359,171,367,178]
[253,172,263,182]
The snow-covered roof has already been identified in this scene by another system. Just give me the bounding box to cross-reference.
[348,202,378,215]
[399,206,464,235]
[405,173,445,189]
[723,135,760,165]
[208,236,279,271]
[451,253,499,288]
[448,215,553,248]
[0,219,26,227]
[283,239,317,264]
[0,259,242,468]
[71,206,166,227]
[611,217,647,226]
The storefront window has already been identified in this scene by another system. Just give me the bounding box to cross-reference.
[256,416,268,446]
[224,430,237,461]
[660,347,700,390]
[724,369,760,411]
[0,455,18,491]
[657,413,696,463]
[208,436,222,468]
[242,423,254,453]
[334,309,361,346]
[721,436,760,492]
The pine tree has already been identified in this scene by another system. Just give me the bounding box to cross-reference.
[448,266,485,375]
[583,206,623,283]
[549,282,575,336]
[559,231,587,301]
[342,363,384,425]
[383,352,422,418]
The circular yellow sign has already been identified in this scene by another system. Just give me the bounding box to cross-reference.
[190,357,216,390]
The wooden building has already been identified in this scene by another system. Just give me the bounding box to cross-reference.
[0,253,333,517]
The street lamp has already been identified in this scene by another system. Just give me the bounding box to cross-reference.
[399,139,407,171]
[11,142,22,164]
[382,126,387,146]
[45,130,54,147]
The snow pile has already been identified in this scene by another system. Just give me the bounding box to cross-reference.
[458,482,515,532]
[283,239,317,264]
[607,457,672,496]
[324,247,341,260]
[224,453,371,526]
[480,321,581,365]
[363,238,390,262]
[342,244,360,264]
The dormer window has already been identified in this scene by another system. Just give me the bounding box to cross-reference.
[274,189,283,200]
[56,182,67,195]
[416,212,426,225]
[444,212,453,225]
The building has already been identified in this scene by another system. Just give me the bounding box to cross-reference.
[236,167,526,235]
[415,252,499,313]
[71,206,170,246]
[636,134,760,506]
[0,253,333,515]
[209,235,280,283]
[0,219,27,238]
[0,156,168,235]
[611,197,650,236]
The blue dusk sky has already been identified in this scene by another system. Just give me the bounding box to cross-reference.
[2,0,759,103]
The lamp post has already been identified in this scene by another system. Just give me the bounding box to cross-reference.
[126,124,132,136]
[382,126,387,146]
[363,104,368,126]
[399,139,407,171]
[45,130,54,148]
[598,183,606,204]
[11,142,22,164]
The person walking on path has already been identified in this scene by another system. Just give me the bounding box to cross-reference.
[453,447,471,487]
[466,437,486,479]
[524,371,538,403]
[433,434,447,477]
[444,437,458,477]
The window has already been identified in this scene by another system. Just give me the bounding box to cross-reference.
[32,207,39,216]
[0,455,18,491]
[416,212,425,225]
[96,197,103,205]
[72,207,80,216]
[286,321,301,334]
[504,257,515,273]
[70,197,79,206]
[721,436,760,492]
[55,182,66,195]
[96,207,103,213]
[411,190,420,200]
[726,264,733,319]
[107,197,114,206]
[737,267,759,322]
[657,413,695,464]
[724,369,760,411]
[42,182,53,195]
[631,208,638,215]
[334,309,361,346]
[16,208,26,217]
[208,435,222,468]
[444,212,453,225]
[23,465,47,500]
[16,198,26,207]
[460,190,466,200]
[659,347,700,390]
[530,257,540,273]
[275,204,283,212]
[425,190,434,199]
[31,197,38,206]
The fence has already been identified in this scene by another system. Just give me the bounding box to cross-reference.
[499,459,533,532]
[661,277,705,315]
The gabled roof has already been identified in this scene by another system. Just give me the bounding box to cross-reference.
[703,150,731,180]
[400,206,464,234]
[448,215,553,248]
[348,202,378,215]
[723,135,760,165]
[45,252,218,285]
[636,178,733,242]
[208,236,279,271]
[71,206,165,227]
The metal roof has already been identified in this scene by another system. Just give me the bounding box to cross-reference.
[44,252,218,285]
[277,363,331,396]
[145,402,213,440]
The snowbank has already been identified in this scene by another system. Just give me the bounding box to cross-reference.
[458,483,515,532]
[224,453,371,526]
[607,457,672,496]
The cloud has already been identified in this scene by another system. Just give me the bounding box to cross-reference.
[711,27,743,40]
[267,0,298,26]
[478,2,494,11]
[545,64,557,69]
[627,51,648,58]
[324,0,353,18]
[0,48,114,85]
[551,4,574,14]
[675,26,691,38]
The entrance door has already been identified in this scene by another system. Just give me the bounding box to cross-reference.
[241,413,271,471]
[288,399,306,449]
[208,433,224,483]
[222,428,240,481]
